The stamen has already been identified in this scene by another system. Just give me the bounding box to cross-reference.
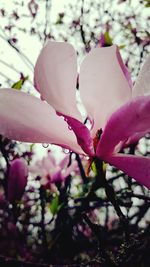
[93,129,103,152]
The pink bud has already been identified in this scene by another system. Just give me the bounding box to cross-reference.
[7,158,28,203]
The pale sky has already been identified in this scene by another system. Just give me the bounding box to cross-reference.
[0,0,75,85]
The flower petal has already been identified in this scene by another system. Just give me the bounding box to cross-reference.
[116,47,132,88]
[59,156,70,169]
[61,114,94,156]
[34,41,81,120]
[133,54,150,97]
[97,96,150,157]
[79,45,131,134]
[104,153,150,189]
[47,152,56,166]
[42,156,55,174]
[0,89,83,154]
[29,162,46,177]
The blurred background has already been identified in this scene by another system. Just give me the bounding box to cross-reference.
[0,0,149,157]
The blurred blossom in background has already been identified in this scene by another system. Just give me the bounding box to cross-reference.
[0,0,150,158]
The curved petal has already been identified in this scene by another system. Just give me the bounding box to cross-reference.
[104,153,150,189]
[132,54,150,97]
[59,114,94,156]
[0,89,83,154]
[116,47,132,88]
[79,45,131,135]
[34,41,81,120]
[97,96,150,157]
[47,152,56,166]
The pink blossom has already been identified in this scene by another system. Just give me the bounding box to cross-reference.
[7,158,28,203]
[0,41,150,188]
[29,152,78,187]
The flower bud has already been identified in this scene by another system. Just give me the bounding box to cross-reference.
[7,158,28,203]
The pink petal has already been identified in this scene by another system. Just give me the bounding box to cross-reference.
[61,114,94,156]
[97,96,150,157]
[47,152,56,166]
[0,89,83,154]
[133,54,150,97]
[116,47,132,88]
[34,41,81,120]
[59,156,70,169]
[42,156,55,173]
[104,153,150,189]
[50,171,62,183]
[29,163,46,177]
[79,45,131,135]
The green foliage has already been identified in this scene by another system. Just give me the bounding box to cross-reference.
[144,0,150,7]
[55,13,64,25]
[50,193,64,215]
[91,160,107,176]
[50,194,59,215]
[29,143,35,152]
[12,76,28,90]
[119,44,126,49]
[104,31,113,46]
[12,80,23,90]
[91,161,98,176]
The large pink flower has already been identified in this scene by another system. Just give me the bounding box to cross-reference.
[0,41,150,188]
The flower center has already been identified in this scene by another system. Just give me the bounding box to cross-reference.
[93,129,102,152]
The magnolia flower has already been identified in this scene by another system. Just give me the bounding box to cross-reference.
[7,158,28,203]
[0,41,150,188]
[29,152,78,187]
